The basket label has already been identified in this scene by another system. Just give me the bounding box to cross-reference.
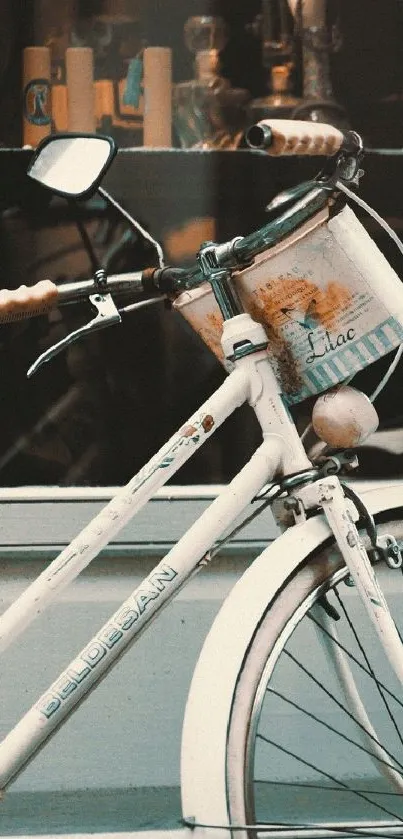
[290,316,403,402]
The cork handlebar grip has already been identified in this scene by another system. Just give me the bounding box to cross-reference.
[246,120,345,156]
[0,280,59,322]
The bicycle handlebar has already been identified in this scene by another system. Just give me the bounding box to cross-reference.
[0,280,59,322]
[0,120,362,338]
[0,272,145,323]
[0,185,340,321]
[245,119,345,156]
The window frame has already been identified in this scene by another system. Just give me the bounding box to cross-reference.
[0,485,280,561]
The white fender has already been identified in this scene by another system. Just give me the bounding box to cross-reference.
[180,482,403,839]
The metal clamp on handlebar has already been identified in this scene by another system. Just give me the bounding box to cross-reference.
[319,130,364,187]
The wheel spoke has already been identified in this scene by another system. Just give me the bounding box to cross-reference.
[307,613,403,711]
[225,515,403,837]
[254,779,403,796]
[281,650,403,773]
[334,588,403,750]
[257,733,403,822]
[266,686,403,777]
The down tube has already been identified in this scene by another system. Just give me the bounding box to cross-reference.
[0,367,249,656]
[0,435,283,790]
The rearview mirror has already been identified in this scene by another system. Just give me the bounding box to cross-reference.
[27,133,116,199]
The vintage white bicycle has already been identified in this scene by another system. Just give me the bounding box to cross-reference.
[1,121,403,838]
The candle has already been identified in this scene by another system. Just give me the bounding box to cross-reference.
[143,47,172,147]
[22,47,51,147]
[66,47,96,133]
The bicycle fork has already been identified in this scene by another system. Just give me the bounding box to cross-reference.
[302,476,403,688]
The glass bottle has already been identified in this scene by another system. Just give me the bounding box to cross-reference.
[248,63,301,122]
[247,0,302,124]
[293,0,349,128]
[173,16,250,150]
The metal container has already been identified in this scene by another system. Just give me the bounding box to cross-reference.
[174,204,403,403]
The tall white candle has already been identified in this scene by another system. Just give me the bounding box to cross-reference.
[143,47,172,148]
[22,47,51,147]
[66,47,96,133]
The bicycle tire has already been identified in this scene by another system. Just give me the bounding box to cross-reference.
[181,487,403,839]
[225,511,403,837]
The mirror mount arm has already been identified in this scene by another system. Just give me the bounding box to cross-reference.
[71,203,102,274]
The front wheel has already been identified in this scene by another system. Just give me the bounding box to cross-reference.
[226,513,403,837]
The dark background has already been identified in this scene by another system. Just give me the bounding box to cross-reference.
[1,1,403,485]
[2,1,403,148]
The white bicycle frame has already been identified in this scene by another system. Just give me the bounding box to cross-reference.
[0,311,402,816]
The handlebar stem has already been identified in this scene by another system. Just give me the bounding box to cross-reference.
[198,241,244,320]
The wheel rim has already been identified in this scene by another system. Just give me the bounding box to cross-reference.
[244,567,348,817]
[227,523,403,835]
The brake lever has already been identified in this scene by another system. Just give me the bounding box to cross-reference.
[27,292,121,378]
